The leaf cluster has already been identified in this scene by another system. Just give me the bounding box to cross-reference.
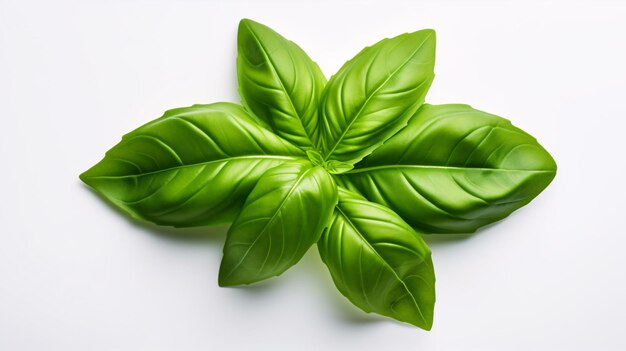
[81,19,556,329]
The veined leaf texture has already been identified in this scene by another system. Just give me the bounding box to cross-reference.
[81,19,556,330]
[80,103,303,227]
[219,161,337,286]
[339,104,556,233]
[318,188,435,330]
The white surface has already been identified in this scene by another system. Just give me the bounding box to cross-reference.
[1,0,625,350]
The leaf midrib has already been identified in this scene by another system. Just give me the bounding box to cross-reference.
[323,32,434,161]
[83,155,300,180]
[222,165,316,281]
[334,204,427,325]
[346,164,555,174]
[243,21,316,147]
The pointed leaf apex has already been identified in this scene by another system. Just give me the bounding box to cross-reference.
[238,18,266,31]
[239,18,254,26]
[217,269,235,287]
[411,28,435,38]
[78,170,89,183]
[417,318,434,331]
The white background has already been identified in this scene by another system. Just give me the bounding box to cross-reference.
[1,0,625,350]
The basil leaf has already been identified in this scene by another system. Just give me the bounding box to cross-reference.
[318,187,435,330]
[80,103,304,227]
[237,19,326,149]
[219,161,337,286]
[325,160,354,174]
[340,104,557,233]
[305,149,325,167]
[318,29,436,164]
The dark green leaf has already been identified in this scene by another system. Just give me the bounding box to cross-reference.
[318,29,436,163]
[219,161,337,286]
[318,187,435,330]
[340,104,557,233]
[80,103,304,227]
[237,19,326,149]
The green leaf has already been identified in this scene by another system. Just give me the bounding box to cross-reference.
[219,161,337,286]
[318,29,436,164]
[80,103,304,227]
[326,160,354,174]
[306,149,325,167]
[237,18,326,149]
[318,187,435,330]
[340,104,557,233]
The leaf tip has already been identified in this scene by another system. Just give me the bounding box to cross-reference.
[217,276,233,288]
[422,28,436,37]
[238,18,251,28]
[238,18,262,32]
[217,269,234,287]
[419,319,434,331]
[401,28,436,43]
[217,258,243,287]
[416,28,436,42]
[416,308,435,331]
[78,170,88,183]
[404,303,435,330]
[79,167,96,187]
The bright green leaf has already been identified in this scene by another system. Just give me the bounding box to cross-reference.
[306,149,325,167]
[326,160,354,174]
[80,103,304,227]
[318,29,436,164]
[219,161,337,286]
[80,19,559,330]
[318,187,436,330]
[237,19,326,149]
[340,104,557,233]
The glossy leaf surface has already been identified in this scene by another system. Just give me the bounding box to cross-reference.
[318,29,436,164]
[79,19,560,330]
[219,161,337,286]
[318,188,435,329]
[340,104,557,233]
[80,103,304,227]
[237,19,326,149]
